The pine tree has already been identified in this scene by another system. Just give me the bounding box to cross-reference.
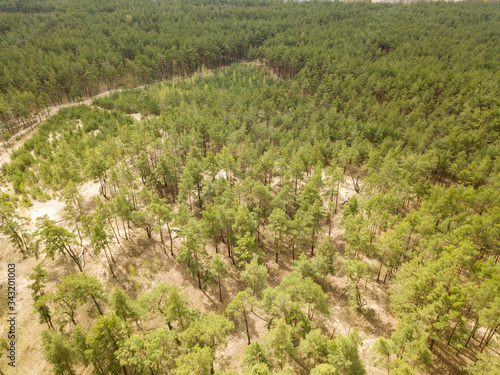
[41,330,78,375]
[241,256,269,298]
[28,265,54,329]
[84,313,130,375]
[226,291,256,344]
[36,215,82,272]
[208,254,229,302]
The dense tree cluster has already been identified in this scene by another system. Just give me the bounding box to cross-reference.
[0,0,499,374]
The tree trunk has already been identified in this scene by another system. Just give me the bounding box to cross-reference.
[91,295,104,315]
[448,308,463,345]
[115,218,121,237]
[166,223,175,258]
[218,275,222,303]
[267,317,274,330]
[106,243,117,265]
[196,182,203,209]
[377,262,383,283]
[66,245,84,273]
[465,317,479,347]
[311,229,315,256]
[481,323,499,352]
[429,338,436,351]
[122,221,128,240]
[75,223,84,246]
[479,325,491,348]
[103,245,117,278]
[338,285,351,300]
[243,309,251,344]
[158,220,167,256]
[383,269,390,284]
[107,216,120,245]
[70,312,77,326]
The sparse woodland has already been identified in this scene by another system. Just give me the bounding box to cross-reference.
[0,1,499,375]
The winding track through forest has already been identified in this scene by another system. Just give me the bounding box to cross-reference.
[0,85,146,170]
[0,62,236,171]
[0,62,270,171]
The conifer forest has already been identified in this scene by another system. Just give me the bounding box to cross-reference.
[0,0,499,374]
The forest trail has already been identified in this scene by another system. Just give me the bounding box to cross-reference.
[0,85,144,171]
[0,63,227,171]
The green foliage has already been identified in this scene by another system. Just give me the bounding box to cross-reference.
[174,346,214,375]
[327,328,366,375]
[244,363,271,375]
[48,273,105,325]
[108,287,141,323]
[466,351,500,375]
[179,312,234,351]
[370,337,395,373]
[241,256,269,298]
[1,4,499,374]
[233,231,261,270]
[264,318,294,370]
[83,313,130,375]
[27,264,47,297]
[310,364,336,375]
[299,328,329,367]
[0,201,32,255]
[28,265,54,328]
[243,342,271,371]
[226,290,255,344]
[207,254,230,302]
[0,338,7,358]
[136,282,192,329]
[128,264,136,277]
[176,218,210,289]
[41,330,77,375]
[36,215,82,271]
[117,328,179,375]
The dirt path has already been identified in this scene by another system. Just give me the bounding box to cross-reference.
[0,63,257,171]
[0,86,145,170]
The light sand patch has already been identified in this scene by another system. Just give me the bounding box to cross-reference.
[129,113,141,122]
[28,199,65,224]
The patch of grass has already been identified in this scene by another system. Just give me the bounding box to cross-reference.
[128,264,136,277]
[133,280,141,291]
[361,307,376,322]
[21,195,33,207]
[0,283,8,321]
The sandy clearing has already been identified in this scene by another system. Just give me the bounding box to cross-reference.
[27,199,65,225]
